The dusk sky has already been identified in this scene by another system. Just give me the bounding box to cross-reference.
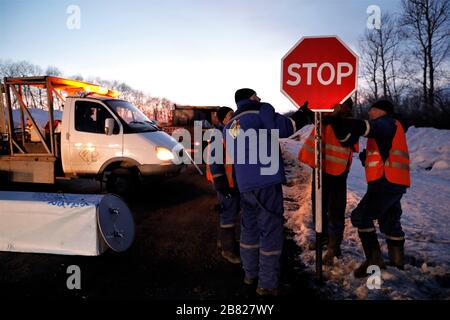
[1,0,402,113]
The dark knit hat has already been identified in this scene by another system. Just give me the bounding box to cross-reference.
[370,99,394,114]
[217,106,233,123]
[234,88,256,103]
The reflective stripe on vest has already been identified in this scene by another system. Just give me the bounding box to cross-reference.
[365,120,410,187]
[325,144,350,154]
[205,136,235,188]
[298,128,316,168]
[298,125,357,176]
[206,163,235,188]
[325,154,348,165]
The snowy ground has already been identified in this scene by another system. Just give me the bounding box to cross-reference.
[281,125,450,300]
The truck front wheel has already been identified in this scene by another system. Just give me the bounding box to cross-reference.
[105,168,139,198]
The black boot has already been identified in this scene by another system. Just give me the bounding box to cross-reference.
[219,227,241,264]
[323,234,343,265]
[354,231,386,278]
[387,238,405,270]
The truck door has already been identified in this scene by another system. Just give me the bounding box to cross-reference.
[68,99,122,175]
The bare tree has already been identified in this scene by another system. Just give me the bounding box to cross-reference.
[401,0,450,109]
[0,60,43,108]
[45,66,63,77]
[378,14,405,101]
[70,74,84,81]
[359,13,406,104]
[0,59,42,78]
[359,30,380,101]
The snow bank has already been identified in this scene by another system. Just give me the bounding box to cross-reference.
[281,126,450,300]
[407,126,450,176]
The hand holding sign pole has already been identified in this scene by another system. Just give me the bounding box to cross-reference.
[281,36,358,281]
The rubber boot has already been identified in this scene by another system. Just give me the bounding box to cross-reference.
[354,231,386,278]
[220,227,241,264]
[323,234,343,265]
[387,238,405,270]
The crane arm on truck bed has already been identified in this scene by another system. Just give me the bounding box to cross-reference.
[0,76,122,184]
[0,76,121,154]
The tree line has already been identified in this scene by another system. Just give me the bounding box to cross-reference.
[356,0,450,128]
[0,60,174,124]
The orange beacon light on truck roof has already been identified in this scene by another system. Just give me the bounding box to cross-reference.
[6,76,120,98]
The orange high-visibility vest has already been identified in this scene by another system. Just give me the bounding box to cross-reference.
[298,125,359,176]
[206,139,235,188]
[365,120,410,187]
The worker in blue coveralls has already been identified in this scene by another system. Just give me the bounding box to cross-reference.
[223,88,309,296]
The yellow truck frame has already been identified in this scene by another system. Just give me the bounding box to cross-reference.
[0,76,118,183]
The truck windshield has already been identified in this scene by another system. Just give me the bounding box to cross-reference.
[106,100,159,133]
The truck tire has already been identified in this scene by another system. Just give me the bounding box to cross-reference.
[105,168,138,198]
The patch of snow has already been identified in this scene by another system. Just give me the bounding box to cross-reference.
[407,126,450,177]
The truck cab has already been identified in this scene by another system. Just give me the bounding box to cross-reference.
[0,76,186,195]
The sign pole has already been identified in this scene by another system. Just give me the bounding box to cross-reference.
[314,111,323,283]
[280,35,358,283]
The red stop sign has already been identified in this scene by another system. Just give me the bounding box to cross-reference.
[281,36,358,111]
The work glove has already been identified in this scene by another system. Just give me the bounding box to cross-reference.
[300,101,315,122]
[291,101,313,129]
[213,175,232,198]
[359,149,367,167]
[300,101,309,112]
[302,101,315,123]
[322,115,341,126]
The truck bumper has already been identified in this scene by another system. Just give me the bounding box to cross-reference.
[138,163,186,177]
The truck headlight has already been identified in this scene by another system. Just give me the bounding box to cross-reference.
[156,146,174,161]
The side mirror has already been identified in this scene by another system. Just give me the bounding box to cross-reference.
[104,118,115,136]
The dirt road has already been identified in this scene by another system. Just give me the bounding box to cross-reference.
[0,166,318,301]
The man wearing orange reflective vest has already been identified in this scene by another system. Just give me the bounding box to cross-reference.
[206,107,241,264]
[298,98,359,265]
[323,100,410,277]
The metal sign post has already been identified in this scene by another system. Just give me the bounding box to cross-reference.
[314,111,323,282]
[281,35,358,283]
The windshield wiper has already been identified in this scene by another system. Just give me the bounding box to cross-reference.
[129,120,159,132]
[145,120,161,130]
[129,120,147,124]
